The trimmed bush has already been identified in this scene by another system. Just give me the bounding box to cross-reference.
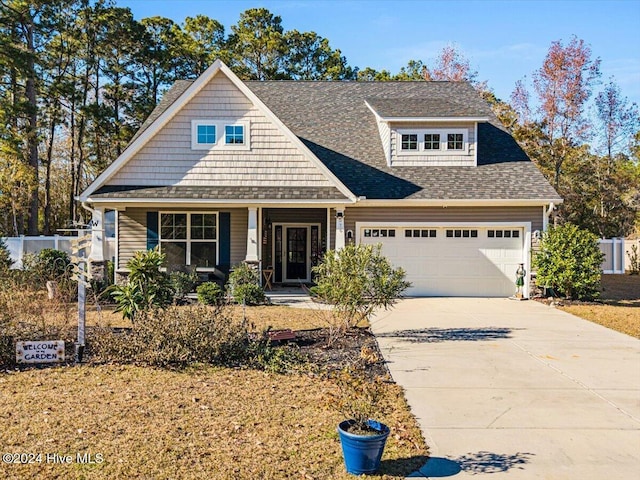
[227,262,265,305]
[196,281,224,305]
[170,270,198,301]
[312,244,410,331]
[533,223,604,300]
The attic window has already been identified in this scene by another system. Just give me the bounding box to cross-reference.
[197,125,216,144]
[401,134,418,151]
[396,128,468,155]
[447,133,463,150]
[225,125,245,145]
[424,133,440,150]
[191,119,250,151]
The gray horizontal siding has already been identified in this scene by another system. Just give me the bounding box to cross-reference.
[117,209,147,270]
[117,207,248,269]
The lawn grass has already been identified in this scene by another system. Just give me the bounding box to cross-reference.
[0,365,428,479]
[559,275,640,338]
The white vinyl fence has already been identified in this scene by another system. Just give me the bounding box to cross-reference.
[598,238,637,274]
[2,235,116,269]
[1,235,635,274]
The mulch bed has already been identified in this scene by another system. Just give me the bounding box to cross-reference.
[284,326,390,378]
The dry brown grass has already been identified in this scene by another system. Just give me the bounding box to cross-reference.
[0,365,428,479]
[559,275,640,338]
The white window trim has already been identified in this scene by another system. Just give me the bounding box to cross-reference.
[159,211,219,271]
[191,119,251,151]
[396,128,469,155]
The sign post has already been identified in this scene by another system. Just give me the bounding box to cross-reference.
[70,230,92,363]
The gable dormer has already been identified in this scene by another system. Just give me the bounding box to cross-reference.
[365,97,489,167]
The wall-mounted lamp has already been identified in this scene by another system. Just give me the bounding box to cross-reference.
[346,230,354,241]
[335,211,344,219]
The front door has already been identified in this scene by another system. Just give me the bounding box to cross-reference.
[286,227,308,281]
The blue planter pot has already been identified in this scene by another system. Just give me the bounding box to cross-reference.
[338,419,390,475]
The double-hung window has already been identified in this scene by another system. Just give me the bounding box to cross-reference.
[160,213,218,269]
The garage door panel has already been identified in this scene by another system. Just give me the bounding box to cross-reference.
[361,226,524,297]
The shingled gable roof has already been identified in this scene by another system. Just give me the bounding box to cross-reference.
[245,81,561,202]
[80,60,355,202]
[84,62,561,204]
[365,95,489,119]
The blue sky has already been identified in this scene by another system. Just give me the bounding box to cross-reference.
[117,0,640,106]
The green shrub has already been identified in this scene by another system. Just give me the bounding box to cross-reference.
[533,223,604,300]
[246,336,308,374]
[233,283,265,305]
[312,244,410,331]
[36,248,71,281]
[196,281,224,305]
[227,263,265,305]
[0,238,13,272]
[89,304,249,367]
[170,270,198,301]
[109,248,174,321]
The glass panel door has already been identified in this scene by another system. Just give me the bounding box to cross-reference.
[286,227,307,280]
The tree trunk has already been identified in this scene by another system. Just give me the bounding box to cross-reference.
[25,18,39,235]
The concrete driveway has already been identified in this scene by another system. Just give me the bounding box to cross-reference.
[371,298,640,479]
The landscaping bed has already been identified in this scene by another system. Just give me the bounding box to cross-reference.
[0,303,428,479]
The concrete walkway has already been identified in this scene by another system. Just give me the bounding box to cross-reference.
[371,298,640,479]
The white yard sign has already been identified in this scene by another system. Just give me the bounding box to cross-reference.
[16,341,65,364]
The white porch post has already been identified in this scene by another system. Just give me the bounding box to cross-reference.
[335,207,345,251]
[89,207,105,262]
[245,207,259,262]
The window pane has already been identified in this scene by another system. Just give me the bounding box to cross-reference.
[162,241,186,266]
[401,134,417,150]
[225,125,244,144]
[197,125,215,144]
[447,133,463,150]
[191,242,217,268]
[161,213,187,239]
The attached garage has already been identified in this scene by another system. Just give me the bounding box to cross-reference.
[359,223,529,297]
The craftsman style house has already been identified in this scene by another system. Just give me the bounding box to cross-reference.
[80,60,561,297]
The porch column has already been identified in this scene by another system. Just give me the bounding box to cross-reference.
[335,207,345,251]
[245,207,259,262]
[89,207,105,263]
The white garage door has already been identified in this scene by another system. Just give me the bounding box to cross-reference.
[360,226,524,297]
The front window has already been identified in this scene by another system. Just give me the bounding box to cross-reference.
[401,134,418,150]
[225,125,244,145]
[424,133,440,150]
[160,213,217,268]
[447,133,464,150]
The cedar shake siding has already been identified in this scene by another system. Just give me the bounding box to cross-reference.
[107,74,333,188]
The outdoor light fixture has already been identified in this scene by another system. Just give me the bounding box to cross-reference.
[336,211,344,219]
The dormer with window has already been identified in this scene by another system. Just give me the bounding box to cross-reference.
[365,97,489,167]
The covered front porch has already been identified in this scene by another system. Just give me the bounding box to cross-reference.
[246,206,345,287]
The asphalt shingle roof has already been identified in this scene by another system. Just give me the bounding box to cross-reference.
[366,94,488,118]
[92,185,349,201]
[245,81,561,201]
[109,77,560,203]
